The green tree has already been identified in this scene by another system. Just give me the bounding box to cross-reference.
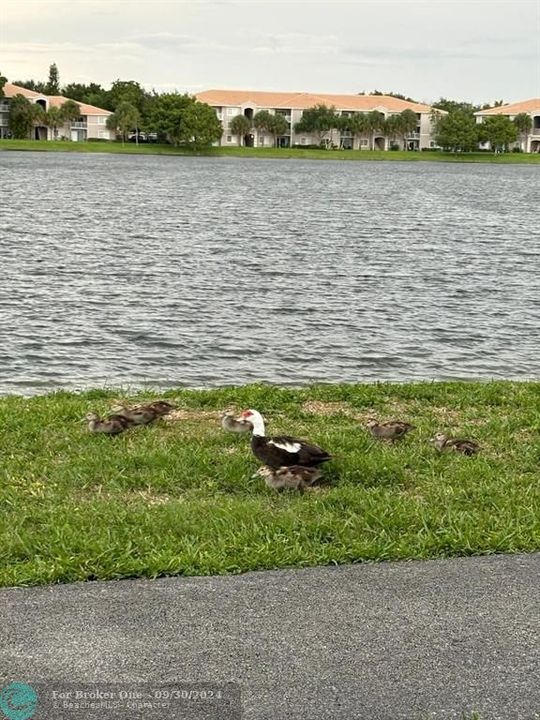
[8,94,37,138]
[397,109,419,150]
[513,113,532,151]
[434,111,479,152]
[367,110,385,150]
[177,100,222,148]
[62,82,108,108]
[384,114,402,148]
[45,63,60,95]
[11,79,46,93]
[0,70,7,97]
[368,90,419,102]
[43,106,64,139]
[337,112,369,149]
[60,99,81,122]
[294,104,337,147]
[432,98,478,115]
[480,115,518,153]
[268,113,288,146]
[106,101,141,145]
[108,80,148,115]
[146,92,193,144]
[229,114,252,146]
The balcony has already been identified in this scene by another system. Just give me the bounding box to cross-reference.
[71,122,87,129]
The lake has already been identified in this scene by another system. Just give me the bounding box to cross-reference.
[0,151,538,395]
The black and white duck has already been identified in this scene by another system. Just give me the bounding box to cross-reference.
[431,433,479,456]
[255,465,322,491]
[240,409,331,469]
[366,419,416,442]
[85,412,132,436]
[220,410,253,433]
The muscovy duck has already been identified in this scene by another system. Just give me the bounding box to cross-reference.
[240,409,331,469]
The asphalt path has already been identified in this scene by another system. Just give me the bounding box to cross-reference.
[1,553,538,720]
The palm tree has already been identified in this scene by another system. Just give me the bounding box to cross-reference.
[367,111,385,150]
[513,113,532,152]
[398,109,419,151]
[254,111,288,147]
[106,101,141,145]
[384,114,401,149]
[229,114,251,146]
[42,106,63,140]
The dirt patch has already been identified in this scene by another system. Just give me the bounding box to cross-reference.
[126,489,175,506]
[164,409,219,423]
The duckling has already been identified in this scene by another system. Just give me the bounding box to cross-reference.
[255,465,321,491]
[220,410,252,433]
[366,419,416,442]
[145,400,176,416]
[431,433,479,456]
[85,412,132,435]
[114,405,158,426]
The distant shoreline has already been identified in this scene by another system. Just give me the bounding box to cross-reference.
[2,139,539,164]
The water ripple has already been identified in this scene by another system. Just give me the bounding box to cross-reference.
[0,152,539,394]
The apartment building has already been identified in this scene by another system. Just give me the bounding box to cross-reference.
[0,83,113,141]
[474,99,540,153]
[196,89,442,150]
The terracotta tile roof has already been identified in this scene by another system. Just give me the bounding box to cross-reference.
[3,82,45,99]
[2,83,111,115]
[475,99,540,116]
[196,89,438,114]
[47,96,112,116]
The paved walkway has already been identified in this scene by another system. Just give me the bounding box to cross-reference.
[1,554,539,720]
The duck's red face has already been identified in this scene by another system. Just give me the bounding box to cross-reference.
[240,409,254,420]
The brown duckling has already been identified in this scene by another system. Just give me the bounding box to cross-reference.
[145,400,176,416]
[114,405,159,426]
[85,412,132,435]
[220,410,253,433]
[431,433,479,456]
[255,465,322,491]
[366,419,416,442]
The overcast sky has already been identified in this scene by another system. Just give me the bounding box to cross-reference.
[2,0,539,104]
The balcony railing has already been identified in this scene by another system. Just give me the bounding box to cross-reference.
[71,122,87,129]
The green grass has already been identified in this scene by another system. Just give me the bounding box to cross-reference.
[1,381,538,587]
[1,139,539,163]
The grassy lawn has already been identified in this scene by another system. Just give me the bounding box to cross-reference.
[1,139,539,163]
[1,381,538,587]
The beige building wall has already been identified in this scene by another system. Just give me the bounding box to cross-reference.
[207,93,441,151]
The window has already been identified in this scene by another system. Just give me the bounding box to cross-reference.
[97,116,106,125]
[99,131,109,139]
[301,137,307,145]
[226,135,233,143]
[259,136,264,146]
[227,108,237,116]
[360,139,368,146]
